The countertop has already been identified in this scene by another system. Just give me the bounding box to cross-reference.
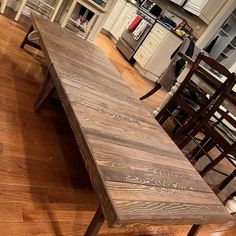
[126,0,184,40]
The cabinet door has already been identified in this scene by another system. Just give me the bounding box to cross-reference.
[184,0,207,16]
[184,0,227,24]
[103,0,126,32]
[110,3,137,40]
[134,46,152,67]
[170,0,186,5]
[146,34,182,77]
[201,0,227,24]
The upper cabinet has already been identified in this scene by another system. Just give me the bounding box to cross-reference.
[170,0,186,6]
[184,0,227,24]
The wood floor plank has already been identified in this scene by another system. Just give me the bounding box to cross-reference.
[0,203,23,223]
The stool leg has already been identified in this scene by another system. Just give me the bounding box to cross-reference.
[15,0,27,21]
[0,0,8,14]
[61,0,77,28]
[50,0,63,22]
[84,206,104,236]
[187,225,201,236]
[200,152,226,177]
[218,169,236,191]
[189,137,214,164]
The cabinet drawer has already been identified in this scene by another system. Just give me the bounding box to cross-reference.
[142,34,162,53]
[134,46,151,67]
[152,24,168,39]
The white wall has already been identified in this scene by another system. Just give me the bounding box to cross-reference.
[196,0,236,48]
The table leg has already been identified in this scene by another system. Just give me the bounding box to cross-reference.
[21,25,41,50]
[21,26,33,49]
[34,65,55,112]
[187,224,201,236]
[84,206,105,236]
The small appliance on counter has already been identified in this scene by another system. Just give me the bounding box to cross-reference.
[140,0,162,19]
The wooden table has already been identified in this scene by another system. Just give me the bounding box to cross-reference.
[23,14,232,236]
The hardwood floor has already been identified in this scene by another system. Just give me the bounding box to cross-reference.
[0,9,235,235]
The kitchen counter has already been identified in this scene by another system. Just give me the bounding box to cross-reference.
[155,19,184,40]
[126,0,184,40]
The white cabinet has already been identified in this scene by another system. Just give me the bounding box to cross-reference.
[103,0,126,32]
[170,0,186,6]
[184,0,207,15]
[146,33,182,77]
[184,0,227,24]
[110,3,137,40]
[134,23,182,82]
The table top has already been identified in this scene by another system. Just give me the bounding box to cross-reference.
[31,14,232,227]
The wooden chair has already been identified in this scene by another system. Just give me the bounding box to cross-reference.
[156,52,235,142]
[14,0,63,22]
[0,0,8,13]
[179,79,236,180]
[217,169,236,193]
[140,37,194,101]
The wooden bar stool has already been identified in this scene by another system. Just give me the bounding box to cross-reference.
[180,85,236,176]
[0,0,8,13]
[15,0,63,22]
[60,0,102,39]
[156,53,236,145]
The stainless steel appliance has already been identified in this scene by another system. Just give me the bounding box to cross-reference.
[116,4,162,61]
[141,0,156,11]
[140,0,162,17]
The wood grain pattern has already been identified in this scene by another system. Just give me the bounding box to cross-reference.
[30,13,232,228]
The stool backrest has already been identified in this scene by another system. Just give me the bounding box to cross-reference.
[173,52,236,136]
[196,73,236,149]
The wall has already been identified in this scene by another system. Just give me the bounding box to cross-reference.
[154,0,207,39]
[196,0,236,48]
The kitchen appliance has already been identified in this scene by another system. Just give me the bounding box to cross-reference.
[116,2,162,61]
[141,0,155,11]
[116,8,159,61]
[170,0,186,6]
[140,0,162,18]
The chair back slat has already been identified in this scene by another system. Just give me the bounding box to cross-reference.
[160,52,236,138]
[200,54,234,79]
